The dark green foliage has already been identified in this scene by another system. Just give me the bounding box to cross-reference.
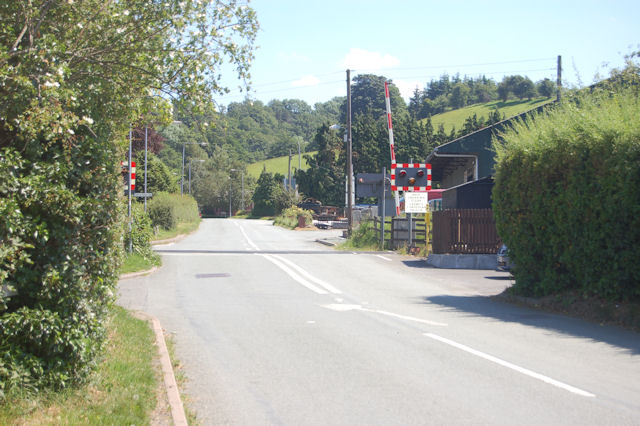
[493,89,640,301]
[0,135,122,397]
[124,203,155,259]
[145,154,179,194]
[296,125,344,206]
[252,170,286,216]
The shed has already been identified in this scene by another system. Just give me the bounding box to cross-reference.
[442,176,494,209]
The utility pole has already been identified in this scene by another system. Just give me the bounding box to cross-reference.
[128,126,132,253]
[144,126,148,212]
[288,149,292,190]
[557,55,562,102]
[346,69,353,237]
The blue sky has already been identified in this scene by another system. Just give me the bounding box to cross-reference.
[217,0,639,107]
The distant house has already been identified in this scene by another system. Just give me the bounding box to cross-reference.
[426,103,554,209]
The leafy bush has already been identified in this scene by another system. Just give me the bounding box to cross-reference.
[148,193,177,231]
[123,203,156,261]
[493,89,640,300]
[0,137,122,397]
[343,219,380,249]
[273,206,313,229]
[147,192,200,231]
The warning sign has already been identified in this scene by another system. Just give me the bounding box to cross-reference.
[404,192,429,213]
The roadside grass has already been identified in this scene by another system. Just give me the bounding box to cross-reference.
[153,219,201,242]
[247,151,316,179]
[120,251,161,274]
[338,220,382,251]
[425,98,553,134]
[0,306,159,424]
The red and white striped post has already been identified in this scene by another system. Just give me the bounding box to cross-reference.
[384,81,401,215]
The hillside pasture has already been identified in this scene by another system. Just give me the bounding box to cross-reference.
[426,98,553,134]
[247,151,316,178]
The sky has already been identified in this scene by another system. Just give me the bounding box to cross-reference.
[216,0,639,107]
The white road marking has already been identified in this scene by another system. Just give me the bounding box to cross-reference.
[234,222,260,251]
[321,304,447,326]
[370,309,448,326]
[260,254,328,295]
[375,255,392,262]
[424,333,596,398]
[270,254,342,294]
[323,304,363,312]
[158,252,243,256]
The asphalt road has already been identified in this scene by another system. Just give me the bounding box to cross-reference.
[118,218,640,425]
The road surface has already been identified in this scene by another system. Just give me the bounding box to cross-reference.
[118,218,640,425]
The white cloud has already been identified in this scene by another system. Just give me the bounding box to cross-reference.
[291,75,321,87]
[392,79,423,102]
[342,48,400,71]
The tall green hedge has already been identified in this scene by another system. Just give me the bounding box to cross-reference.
[0,135,122,396]
[148,192,200,231]
[493,90,640,300]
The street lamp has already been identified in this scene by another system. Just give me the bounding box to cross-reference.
[181,141,208,195]
[188,159,205,195]
[173,121,209,196]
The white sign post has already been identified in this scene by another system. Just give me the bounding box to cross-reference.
[404,192,429,214]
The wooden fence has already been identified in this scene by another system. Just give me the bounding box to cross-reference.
[431,209,500,254]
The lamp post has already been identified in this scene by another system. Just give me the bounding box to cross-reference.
[229,168,244,214]
[181,141,208,195]
[188,159,205,194]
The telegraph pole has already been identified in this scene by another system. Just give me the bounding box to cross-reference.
[557,55,562,102]
[346,69,353,237]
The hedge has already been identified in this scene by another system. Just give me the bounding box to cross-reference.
[0,134,122,397]
[493,89,640,300]
[147,192,200,231]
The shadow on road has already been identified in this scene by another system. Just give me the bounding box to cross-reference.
[420,294,640,355]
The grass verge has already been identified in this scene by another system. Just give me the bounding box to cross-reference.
[0,306,160,424]
[153,220,201,242]
[120,252,161,275]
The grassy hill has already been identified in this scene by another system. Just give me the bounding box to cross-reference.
[247,151,316,179]
[248,98,553,177]
[425,97,553,134]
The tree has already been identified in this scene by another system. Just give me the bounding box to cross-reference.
[146,154,179,194]
[344,74,407,121]
[450,83,471,109]
[296,125,344,206]
[252,169,285,216]
[537,78,556,98]
[0,0,258,394]
[514,77,537,100]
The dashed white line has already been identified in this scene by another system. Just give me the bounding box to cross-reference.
[375,255,392,262]
[424,333,596,398]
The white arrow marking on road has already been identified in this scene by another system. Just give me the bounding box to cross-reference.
[424,333,596,398]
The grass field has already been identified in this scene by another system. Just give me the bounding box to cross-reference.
[247,151,316,179]
[425,97,553,134]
